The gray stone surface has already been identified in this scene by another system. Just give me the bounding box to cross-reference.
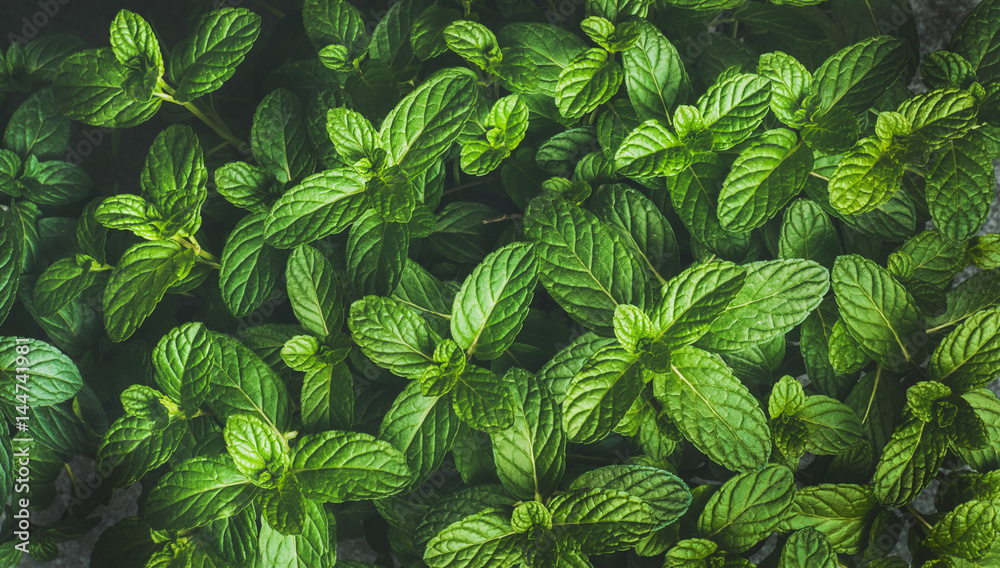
[10,0,999,566]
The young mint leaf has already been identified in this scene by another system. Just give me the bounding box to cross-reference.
[302,0,367,53]
[252,89,315,185]
[290,430,411,502]
[614,119,688,177]
[451,366,516,433]
[758,51,811,126]
[649,261,746,350]
[261,476,307,536]
[97,416,187,489]
[103,241,196,342]
[326,107,379,166]
[286,244,342,337]
[696,72,771,151]
[443,20,500,70]
[153,322,215,412]
[379,381,459,490]
[145,454,257,530]
[622,20,689,124]
[698,465,795,552]
[53,49,161,127]
[832,255,923,371]
[490,369,565,501]
[257,497,334,565]
[168,8,261,102]
[898,88,978,150]
[524,193,651,334]
[264,168,367,249]
[828,137,905,215]
[655,346,771,471]
[718,128,814,232]
[779,199,842,269]
[223,413,289,487]
[206,332,292,432]
[141,124,208,237]
[451,242,537,360]
[109,10,164,78]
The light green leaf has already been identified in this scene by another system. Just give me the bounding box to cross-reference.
[496,23,588,97]
[261,477,307,536]
[153,322,216,412]
[548,488,657,554]
[524,193,651,334]
[290,430,411,502]
[256,498,334,567]
[832,255,923,371]
[828,137,904,215]
[103,241,195,342]
[650,261,747,350]
[562,344,643,444]
[813,36,909,113]
[779,528,838,568]
[224,413,289,486]
[168,8,261,102]
[924,500,1000,560]
[614,119,689,178]
[109,9,163,77]
[451,366,516,433]
[655,346,771,471]
[718,128,814,232]
[140,124,208,237]
[451,242,537,360]
[797,395,864,454]
[379,381,459,489]
[326,107,378,165]
[697,465,795,553]
[780,484,879,554]
[53,49,161,127]
[929,306,1000,392]
[898,88,978,150]
[206,332,292,433]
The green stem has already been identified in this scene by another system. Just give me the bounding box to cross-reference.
[172,235,221,265]
[157,80,245,150]
[905,504,934,532]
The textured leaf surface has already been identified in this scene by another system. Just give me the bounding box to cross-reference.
[697,465,795,553]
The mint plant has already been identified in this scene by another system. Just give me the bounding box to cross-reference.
[1,0,1000,566]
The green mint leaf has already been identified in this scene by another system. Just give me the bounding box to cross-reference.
[813,36,909,114]
[214,162,280,212]
[264,168,367,249]
[697,465,795,552]
[779,528,838,568]
[562,344,643,444]
[223,413,289,487]
[758,51,812,127]
[622,20,689,124]
[718,128,814,232]
[140,124,208,237]
[828,137,905,215]
[490,369,566,500]
[206,332,292,432]
[168,8,261,103]
[31,256,101,317]
[832,255,923,372]
[290,430,411,502]
[700,259,829,351]
[0,211,22,326]
[349,295,439,379]
[548,488,657,554]
[829,318,871,374]
[451,366,516,433]
[345,211,408,296]
[145,455,256,530]
[928,306,1000,392]
[257,497,334,564]
[153,322,216,412]
[53,49,161,127]
[380,68,480,178]
[769,375,806,417]
[97,415,186,489]
[898,87,978,150]
[379,381,459,490]
[301,361,353,433]
[219,212,284,318]
[496,23,588,98]
[614,119,688,177]
[650,260,746,350]
[109,10,164,78]
[949,0,1000,83]
[252,89,315,185]
[781,484,879,554]
[0,337,82,407]
[801,107,860,154]
[874,415,949,506]
[103,241,196,342]
[18,159,93,207]
[326,107,379,166]
[696,72,771,151]
[451,241,537,360]
[411,6,461,61]
[524,193,651,334]
[924,500,1000,560]
[567,464,691,530]
[302,0,368,53]
[592,183,682,283]
[926,130,995,244]
[424,508,521,568]
[286,244,342,337]
[261,475,307,536]
[797,395,864,455]
[655,346,771,471]
[556,48,624,120]
[3,88,70,160]
[955,388,1000,471]
[443,20,500,70]
[779,199,842,269]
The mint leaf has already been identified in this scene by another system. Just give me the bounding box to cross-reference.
[874,415,949,506]
[290,430,411,502]
[622,20,689,124]
[781,484,879,554]
[349,295,438,379]
[697,72,771,151]
[813,36,909,113]
[698,465,795,552]
[928,306,1000,392]
[219,212,284,318]
[264,168,367,249]
[168,8,261,102]
[252,89,315,185]
[556,48,624,120]
[286,244,342,337]
[54,49,161,127]
[145,455,257,530]
[379,381,459,489]
[424,508,521,568]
